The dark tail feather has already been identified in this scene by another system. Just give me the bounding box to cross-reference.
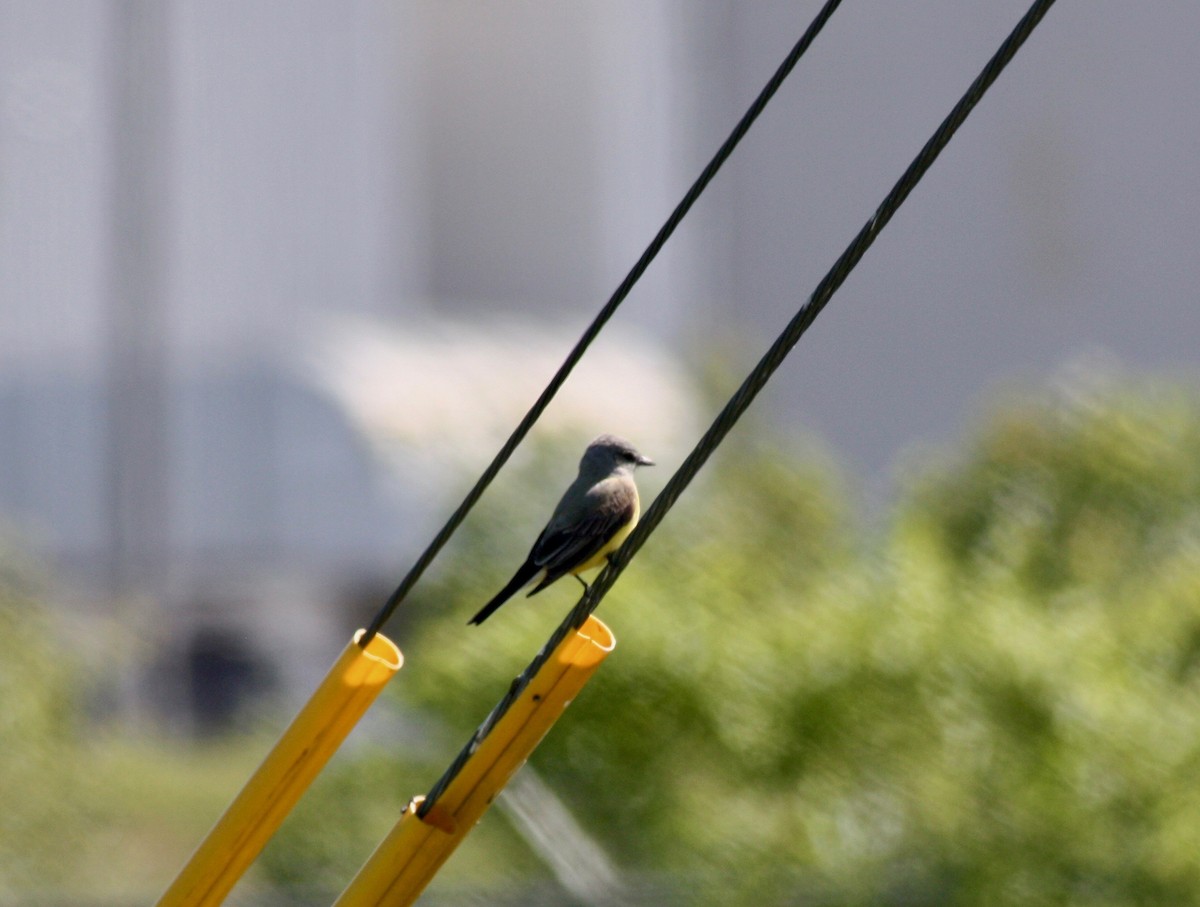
[468,559,540,625]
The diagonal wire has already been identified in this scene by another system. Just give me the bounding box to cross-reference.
[419,0,1059,817]
[361,0,846,646]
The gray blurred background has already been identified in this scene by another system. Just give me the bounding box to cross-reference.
[2,0,1198,728]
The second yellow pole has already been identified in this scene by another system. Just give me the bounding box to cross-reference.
[334,615,615,907]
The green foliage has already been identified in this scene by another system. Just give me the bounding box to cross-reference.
[910,380,1200,599]
[0,563,88,899]
[879,380,1200,904]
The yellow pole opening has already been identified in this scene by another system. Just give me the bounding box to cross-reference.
[333,614,615,907]
[155,629,403,907]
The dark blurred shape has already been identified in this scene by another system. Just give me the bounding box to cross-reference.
[185,623,276,736]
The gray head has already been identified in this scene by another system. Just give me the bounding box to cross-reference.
[579,433,654,477]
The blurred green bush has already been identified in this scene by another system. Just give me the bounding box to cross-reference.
[0,563,86,900]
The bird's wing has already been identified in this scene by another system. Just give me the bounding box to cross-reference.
[531,482,635,588]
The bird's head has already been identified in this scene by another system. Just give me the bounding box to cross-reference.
[582,433,655,475]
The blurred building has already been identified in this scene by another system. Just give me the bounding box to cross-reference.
[3,1,1199,727]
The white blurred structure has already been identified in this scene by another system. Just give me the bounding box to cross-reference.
[310,314,701,469]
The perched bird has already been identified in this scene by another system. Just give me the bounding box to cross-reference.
[468,434,654,625]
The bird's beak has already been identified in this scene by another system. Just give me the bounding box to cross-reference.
[636,454,655,467]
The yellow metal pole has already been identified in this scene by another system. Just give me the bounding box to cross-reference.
[333,615,615,907]
[156,629,403,907]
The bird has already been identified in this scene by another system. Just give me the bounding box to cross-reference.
[468,434,654,625]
